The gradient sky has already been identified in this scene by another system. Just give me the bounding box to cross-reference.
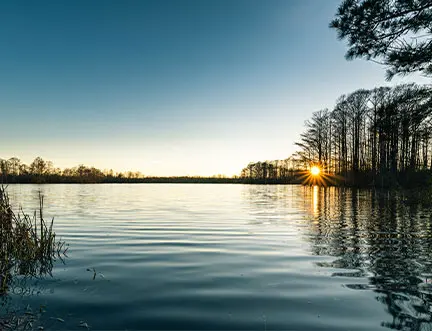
[1,0,429,176]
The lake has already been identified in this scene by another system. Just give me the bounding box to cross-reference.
[2,184,432,330]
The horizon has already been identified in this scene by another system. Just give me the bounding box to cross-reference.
[1,0,429,177]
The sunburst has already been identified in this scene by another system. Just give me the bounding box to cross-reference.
[298,165,340,186]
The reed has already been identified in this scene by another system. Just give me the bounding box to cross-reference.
[0,186,67,294]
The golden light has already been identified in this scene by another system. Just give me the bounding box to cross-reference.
[300,164,337,186]
[310,166,321,176]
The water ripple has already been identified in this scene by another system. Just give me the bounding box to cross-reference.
[3,184,432,331]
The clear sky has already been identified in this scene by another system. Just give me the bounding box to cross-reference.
[1,0,429,176]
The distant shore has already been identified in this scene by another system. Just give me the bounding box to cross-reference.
[2,171,431,188]
[1,175,300,185]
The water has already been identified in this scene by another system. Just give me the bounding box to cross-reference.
[3,184,432,330]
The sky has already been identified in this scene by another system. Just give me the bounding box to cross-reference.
[1,0,429,176]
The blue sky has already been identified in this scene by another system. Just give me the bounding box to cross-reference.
[1,0,429,176]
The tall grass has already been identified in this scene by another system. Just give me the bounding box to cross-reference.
[0,186,66,294]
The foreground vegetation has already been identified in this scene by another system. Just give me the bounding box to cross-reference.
[0,186,66,330]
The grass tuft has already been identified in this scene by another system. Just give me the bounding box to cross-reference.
[0,185,67,295]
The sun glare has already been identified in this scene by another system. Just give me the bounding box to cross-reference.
[310,166,321,176]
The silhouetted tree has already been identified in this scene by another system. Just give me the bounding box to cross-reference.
[295,109,332,172]
[330,0,432,79]
[7,157,21,176]
[30,157,47,176]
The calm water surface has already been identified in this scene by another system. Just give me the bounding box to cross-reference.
[3,184,432,330]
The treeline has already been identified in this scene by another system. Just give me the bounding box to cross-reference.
[294,83,432,186]
[240,159,303,184]
[0,156,141,183]
[0,157,240,184]
[241,83,432,187]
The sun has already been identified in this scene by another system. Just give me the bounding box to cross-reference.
[310,166,321,176]
[300,164,335,186]
[300,164,337,186]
